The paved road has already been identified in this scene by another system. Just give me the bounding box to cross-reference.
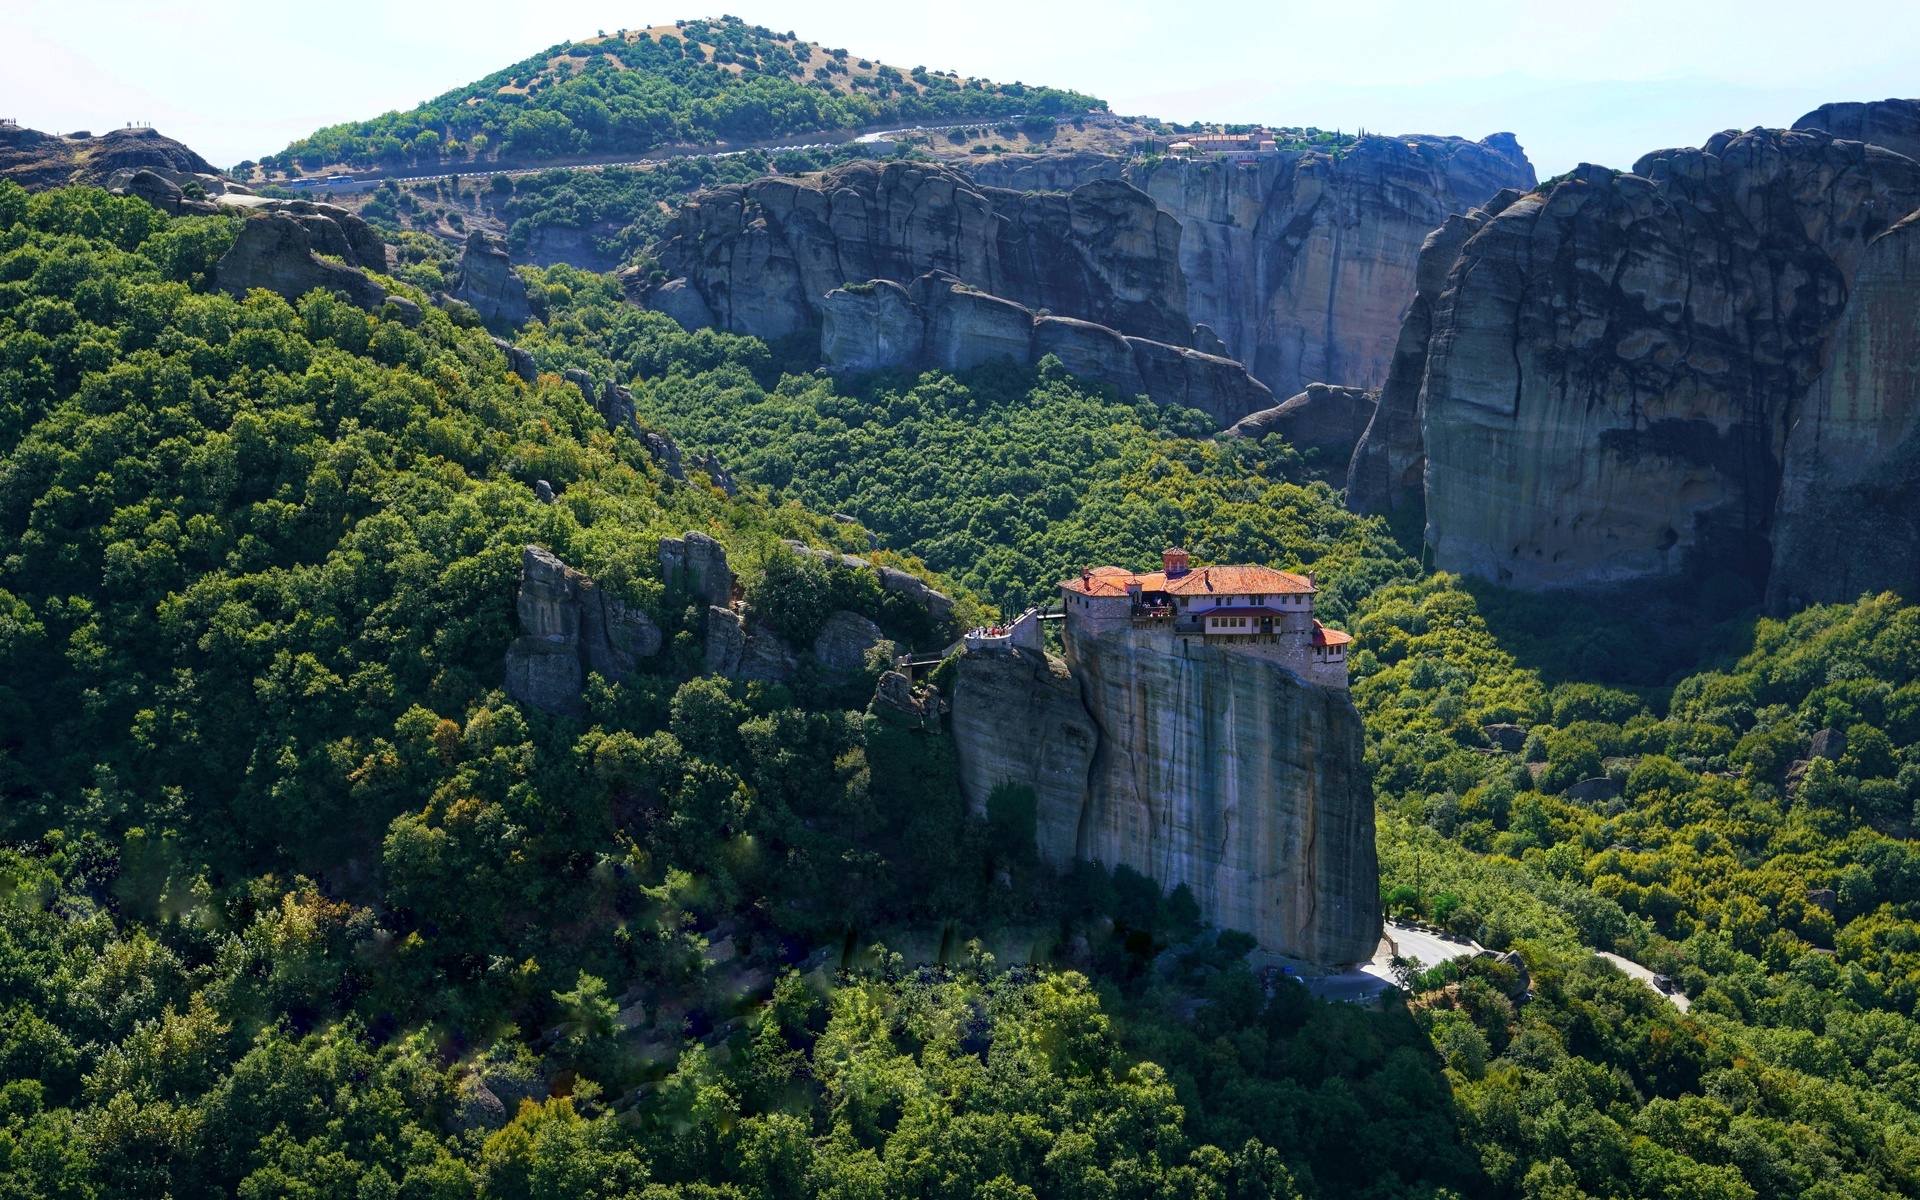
[1598,951,1692,1012]
[1308,920,1482,1005]
[272,129,884,196]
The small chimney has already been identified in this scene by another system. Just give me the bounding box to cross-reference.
[1163,547,1190,578]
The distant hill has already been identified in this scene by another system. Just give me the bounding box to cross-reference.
[0,124,218,190]
[267,15,1105,174]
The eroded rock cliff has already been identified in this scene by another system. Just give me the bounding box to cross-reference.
[1796,98,1920,164]
[647,159,1190,345]
[0,125,219,192]
[1125,134,1534,399]
[1769,212,1920,607]
[1413,129,1920,592]
[450,230,533,327]
[216,211,395,315]
[818,273,1275,425]
[950,627,1378,964]
[504,545,665,715]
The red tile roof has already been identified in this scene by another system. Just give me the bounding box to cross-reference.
[1060,562,1314,597]
[1312,620,1352,647]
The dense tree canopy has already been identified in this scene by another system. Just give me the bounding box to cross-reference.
[268,17,1104,174]
[18,174,1920,1200]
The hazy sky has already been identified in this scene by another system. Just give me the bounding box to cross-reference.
[3,0,1916,175]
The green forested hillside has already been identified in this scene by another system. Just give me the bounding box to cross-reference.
[267,15,1103,174]
[15,174,1920,1200]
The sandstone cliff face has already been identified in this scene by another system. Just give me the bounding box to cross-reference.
[1796,98,1920,164]
[819,273,1275,425]
[1769,212,1920,607]
[216,211,394,314]
[504,545,665,715]
[950,647,1099,867]
[450,230,533,328]
[1346,200,1513,516]
[1415,130,1920,592]
[1125,134,1534,399]
[1065,626,1378,963]
[950,630,1378,964]
[648,159,1191,345]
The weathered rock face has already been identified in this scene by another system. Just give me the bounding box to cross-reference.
[215,211,391,313]
[812,610,889,676]
[504,546,664,715]
[817,273,1275,425]
[819,280,923,371]
[660,532,734,609]
[977,135,1535,399]
[647,159,1190,345]
[951,647,1099,865]
[1796,98,1920,164]
[1226,383,1377,486]
[1064,626,1378,963]
[1346,202,1510,515]
[705,606,797,681]
[1769,212,1920,607]
[450,230,533,327]
[0,124,218,191]
[949,627,1378,963]
[1415,129,1920,593]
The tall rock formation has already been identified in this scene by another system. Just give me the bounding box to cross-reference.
[1768,212,1920,607]
[972,134,1537,400]
[504,545,665,715]
[450,230,533,327]
[1404,128,1920,593]
[1346,198,1516,517]
[951,612,1378,964]
[1126,134,1535,399]
[645,159,1191,345]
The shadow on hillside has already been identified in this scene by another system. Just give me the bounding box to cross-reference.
[1460,575,1763,696]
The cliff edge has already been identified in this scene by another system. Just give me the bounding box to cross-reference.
[952,613,1378,965]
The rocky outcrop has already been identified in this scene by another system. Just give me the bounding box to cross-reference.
[1346,201,1511,515]
[818,273,1274,425]
[782,541,956,628]
[1769,212,1920,607]
[1228,383,1377,446]
[490,338,539,383]
[965,135,1536,400]
[1796,98,1920,163]
[0,124,219,192]
[450,230,532,327]
[1064,624,1378,963]
[950,646,1099,865]
[1407,128,1920,593]
[215,211,392,313]
[120,170,217,216]
[705,606,797,681]
[1226,383,1377,486]
[645,159,1190,346]
[659,532,735,609]
[818,280,923,371]
[504,546,665,715]
[950,620,1378,963]
[812,610,889,676]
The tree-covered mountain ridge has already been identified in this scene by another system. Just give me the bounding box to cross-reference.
[267,15,1106,175]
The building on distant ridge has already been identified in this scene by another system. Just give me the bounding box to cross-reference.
[1058,547,1350,688]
